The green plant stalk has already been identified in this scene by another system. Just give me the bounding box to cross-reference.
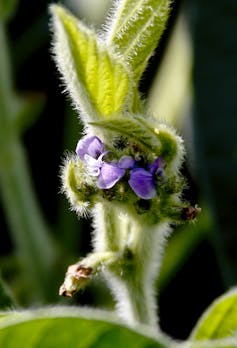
[0,20,55,301]
[93,204,169,328]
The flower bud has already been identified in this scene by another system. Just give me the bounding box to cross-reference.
[61,156,97,216]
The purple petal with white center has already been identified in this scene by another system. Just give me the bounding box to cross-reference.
[76,136,104,160]
[149,157,165,175]
[84,154,103,176]
[97,163,125,189]
[128,168,156,199]
[118,156,136,169]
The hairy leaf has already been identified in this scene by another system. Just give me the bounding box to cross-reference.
[0,307,168,347]
[190,288,237,340]
[51,5,132,123]
[91,115,184,170]
[105,0,171,81]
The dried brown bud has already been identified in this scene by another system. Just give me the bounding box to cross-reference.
[59,264,92,298]
[181,205,201,221]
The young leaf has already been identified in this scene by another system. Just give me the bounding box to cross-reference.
[0,307,169,348]
[91,115,184,170]
[50,5,132,124]
[91,115,162,153]
[190,287,237,340]
[104,0,171,81]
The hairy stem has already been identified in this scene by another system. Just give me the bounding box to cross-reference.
[94,203,170,328]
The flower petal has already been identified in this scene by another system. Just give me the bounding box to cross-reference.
[128,168,156,199]
[84,154,102,176]
[76,136,104,160]
[97,163,125,189]
[118,156,136,169]
[149,157,165,175]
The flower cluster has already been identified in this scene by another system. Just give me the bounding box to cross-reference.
[76,135,164,200]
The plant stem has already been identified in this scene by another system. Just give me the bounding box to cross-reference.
[0,139,55,300]
[0,20,56,301]
[94,204,169,328]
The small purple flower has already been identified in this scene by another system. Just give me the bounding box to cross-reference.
[76,135,125,189]
[76,135,165,199]
[128,157,164,200]
[76,136,104,160]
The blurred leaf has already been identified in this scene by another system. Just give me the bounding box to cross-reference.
[147,15,192,129]
[50,5,132,123]
[190,287,237,340]
[105,0,171,81]
[66,0,111,26]
[0,275,14,309]
[186,0,237,285]
[14,93,46,135]
[0,0,18,21]
[0,307,168,347]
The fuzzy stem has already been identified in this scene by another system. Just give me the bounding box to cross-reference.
[93,202,170,328]
[92,203,125,252]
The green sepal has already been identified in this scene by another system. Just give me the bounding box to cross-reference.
[105,0,171,81]
[190,287,237,340]
[50,5,133,123]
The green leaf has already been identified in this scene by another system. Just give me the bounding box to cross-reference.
[105,0,171,81]
[91,115,161,153]
[0,307,168,347]
[190,288,237,340]
[186,0,237,286]
[50,5,132,123]
[14,93,46,135]
[188,337,237,348]
[91,115,184,170]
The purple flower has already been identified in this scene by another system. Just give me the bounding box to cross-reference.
[118,156,136,169]
[97,162,125,189]
[76,136,165,199]
[76,136,125,189]
[76,136,104,160]
[129,168,156,199]
[128,157,164,200]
